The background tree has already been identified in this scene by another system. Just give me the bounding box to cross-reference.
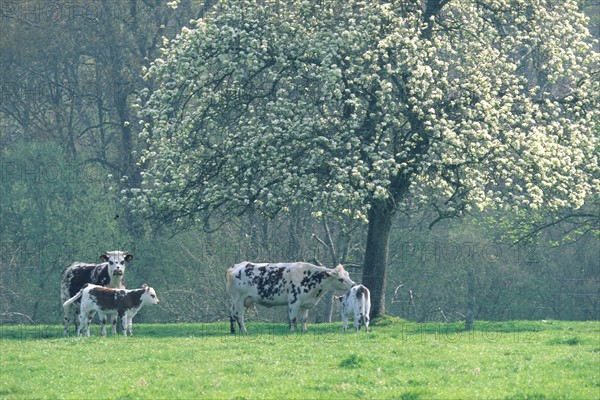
[131,0,599,318]
[0,0,203,236]
[0,0,211,322]
[1,0,597,325]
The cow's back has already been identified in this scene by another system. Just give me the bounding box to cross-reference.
[61,262,110,300]
[228,262,289,306]
[228,262,330,306]
[88,286,144,314]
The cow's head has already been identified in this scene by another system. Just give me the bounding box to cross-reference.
[141,283,160,305]
[100,251,133,277]
[330,264,355,291]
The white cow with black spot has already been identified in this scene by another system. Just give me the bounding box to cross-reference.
[337,284,371,332]
[226,261,355,333]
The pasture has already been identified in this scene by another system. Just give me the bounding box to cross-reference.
[1,319,598,399]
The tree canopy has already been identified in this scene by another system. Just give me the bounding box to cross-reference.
[131,0,599,317]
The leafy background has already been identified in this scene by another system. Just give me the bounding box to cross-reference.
[0,0,598,325]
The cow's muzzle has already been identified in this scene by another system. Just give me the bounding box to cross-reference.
[112,270,124,276]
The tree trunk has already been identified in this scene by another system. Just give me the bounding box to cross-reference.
[362,201,395,319]
[465,268,475,331]
[323,219,338,323]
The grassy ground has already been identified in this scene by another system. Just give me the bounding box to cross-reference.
[0,319,598,399]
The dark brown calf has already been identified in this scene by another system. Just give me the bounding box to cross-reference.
[63,283,159,336]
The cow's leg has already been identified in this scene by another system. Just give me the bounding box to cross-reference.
[122,313,133,336]
[73,306,85,337]
[299,308,310,332]
[75,309,81,335]
[77,312,86,337]
[62,293,80,336]
[230,299,247,334]
[85,313,93,337]
[288,304,300,332]
[121,315,128,336]
[100,315,108,336]
[111,315,118,336]
[85,310,96,337]
[76,312,83,337]
[354,311,361,332]
[229,304,237,334]
[238,309,247,334]
[364,299,371,332]
[79,311,93,337]
[63,303,71,336]
[342,314,348,332]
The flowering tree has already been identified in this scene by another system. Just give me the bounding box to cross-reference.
[130,0,599,317]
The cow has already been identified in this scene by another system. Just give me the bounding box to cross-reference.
[62,283,159,337]
[336,284,371,332]
[60,251,133,336]
[226,261,356,333]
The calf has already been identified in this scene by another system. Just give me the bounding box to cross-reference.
[60,251,133,336]
[63,283,159,336]
[337,284,371,332]
[226,261,355,333]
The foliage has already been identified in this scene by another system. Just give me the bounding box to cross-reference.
[131,0,599,317]
[386,213,599,322]
[0,0,205,237]
[132,0,598,224]
[1,321,598,399]
[0,140,127,322]
[0,0,215,324]
[0,0,598,325]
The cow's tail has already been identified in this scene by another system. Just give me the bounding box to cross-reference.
[363,287,370,315]
[356,285,370,330]
[363,287,371,331]
[62,289,83,308]
[225,267,237,333]
[356,286,366,315]
[225,268,234,295]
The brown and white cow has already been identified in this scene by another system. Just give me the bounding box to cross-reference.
[226,261,355,333]
[62,283,159,336]
[60,251,133,336]
[337,284,371,332]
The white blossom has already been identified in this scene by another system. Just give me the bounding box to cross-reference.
[129,0,599,224]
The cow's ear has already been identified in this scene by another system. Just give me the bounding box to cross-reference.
[142,283,149,290]
[125,254,134,262]
[100,254,109,262]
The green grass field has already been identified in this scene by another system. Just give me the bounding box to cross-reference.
[1,319,598,399]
